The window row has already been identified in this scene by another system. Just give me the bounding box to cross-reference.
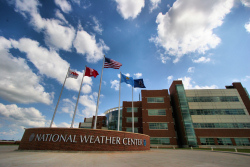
[148,109,166,116]
[126,107,138,112]
[147,97,164,103]
[193,123,250,129]
[126,117,138,123]
[187,96,239,102]
[149,123,168,129]
[126,128,138,133]
[150,137,170,145]
[200,138,250,146]
[189,109,245,115]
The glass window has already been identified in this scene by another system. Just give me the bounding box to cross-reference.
[126,117,138,123]
[147,97,164,103]
[149,123,168,129]
[150,138,170,145]
[217,138,232,145]
[187,96,239,102]
[148,109,166,116]
[189,109,245,115]
[126,128,138,133]
[235,138,250,146]
[193,123,250,129]
[200,138,215,145]
[126,107,138,112]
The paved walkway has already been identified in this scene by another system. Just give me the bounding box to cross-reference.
[0,146,250,167]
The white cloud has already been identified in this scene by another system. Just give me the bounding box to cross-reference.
[60,98,75,117]
[178,76,218,89]
[159,54,170,64]
[245,21,250,33]
[167,75,173,83]
[241,0,250,7]
[31,14,76,51]
[79,93,97,118]
[111,80,120,91]
[81,84,92,94]
[92,16,103,35]
[151,0,234,63]
[134,73,142,78]
[0,37,53,104]
[0,103,50,139]
[10,37,91,92]
[115,0,145,19]
[0,103,47,128]
[187,67,195,73]
[73,27,109,63]
[56,122,71,127]
[55,9,68,24]
[54,0,72,13]
[149,0,161,12]
[11,0,75,51]
[233,76,250,82]
[192,56,211,63]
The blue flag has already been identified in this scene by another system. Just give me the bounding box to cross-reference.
[121,73,134,86]
[134,79,146,88]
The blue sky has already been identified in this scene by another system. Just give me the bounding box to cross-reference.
[0,0,249,140]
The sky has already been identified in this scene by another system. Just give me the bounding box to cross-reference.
[0,0,249,140]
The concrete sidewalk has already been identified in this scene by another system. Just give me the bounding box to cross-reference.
[0,146,250,167]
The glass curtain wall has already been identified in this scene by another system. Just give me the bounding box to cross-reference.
[176,84,198,147]
[106,109,122,130]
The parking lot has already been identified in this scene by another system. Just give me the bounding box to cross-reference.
[0,146,250,167]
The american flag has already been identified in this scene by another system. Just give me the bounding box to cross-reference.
[104,57,122,69]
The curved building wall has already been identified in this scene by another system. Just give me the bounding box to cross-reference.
[105,107,122,131]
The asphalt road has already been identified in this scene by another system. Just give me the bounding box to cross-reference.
[0,146,250,167]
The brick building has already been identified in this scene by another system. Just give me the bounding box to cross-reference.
[81,81,250,148]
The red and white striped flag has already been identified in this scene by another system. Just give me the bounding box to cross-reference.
[104,57,122,69]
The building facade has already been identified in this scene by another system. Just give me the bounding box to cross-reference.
[80,81,250,148]
[122,89,178,147]
[170,81,250,147]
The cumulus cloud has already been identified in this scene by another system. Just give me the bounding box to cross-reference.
[134,73,142,78]
[151,0,234,63]
[10,37,91,92]
[245,21,250,33]
[149,0,161,12]
[11,0,75,51]
[0,103,49,139]
[73,26,109,63]
[178,76,218,89]
[79,93,98,118]
[0,37,53,104]
[92,16,103,35]
[0,103,47,129]
[111,80,120,91]
[241,0,250,7]
[115,0,145,19]
[167,75,173,83]
[192,56,211,63]
[188,67,195,73]
[54,0,72,13]
[60,98,75,118]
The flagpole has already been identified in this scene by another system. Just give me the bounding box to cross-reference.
[132,86,134,133]
[50,67,70,128]
[117,72,122,131]
[94,55,105,129]
[71,66,86,128]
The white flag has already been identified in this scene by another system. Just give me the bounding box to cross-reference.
[68,70,79,79]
